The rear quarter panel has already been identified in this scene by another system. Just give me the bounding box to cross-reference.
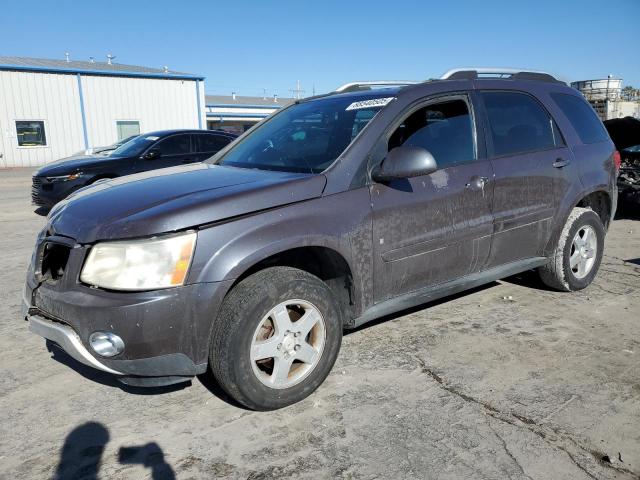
[535,86,616,250]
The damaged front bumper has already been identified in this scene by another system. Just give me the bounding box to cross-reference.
[28,314,124,374]
[23,231,234,387]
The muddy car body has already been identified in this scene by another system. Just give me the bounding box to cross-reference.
[24,69,618,409]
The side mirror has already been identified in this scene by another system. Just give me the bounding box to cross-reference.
[143,148,161,160]
[372,146,437,182]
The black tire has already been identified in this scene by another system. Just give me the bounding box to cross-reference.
[538,207,605,291]
[209,267,343,410]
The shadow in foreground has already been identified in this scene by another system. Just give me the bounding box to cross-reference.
[118,443,176,480]
[54,422,176,480]
[54,422,109,480]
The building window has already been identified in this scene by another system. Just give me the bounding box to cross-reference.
[16,121,46,146]
[116,121,140,141]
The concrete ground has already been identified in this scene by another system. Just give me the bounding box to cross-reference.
[0,167,639,480]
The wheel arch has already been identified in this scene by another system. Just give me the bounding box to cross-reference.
[85,173,117,185]
[544,187,613,256]
[575,189,612,229]
[225,244,358,327]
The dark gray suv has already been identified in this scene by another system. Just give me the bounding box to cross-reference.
[23,69,618,410]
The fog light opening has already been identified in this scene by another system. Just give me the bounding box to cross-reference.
[89,331,124,357]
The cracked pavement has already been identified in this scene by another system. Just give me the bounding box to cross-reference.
[1,168,639,479]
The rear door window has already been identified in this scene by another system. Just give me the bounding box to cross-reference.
[195,133,232,153]
[388,98,476,168]
[481,91,556,156]
[551,93,609,144]
[155,134,191,156]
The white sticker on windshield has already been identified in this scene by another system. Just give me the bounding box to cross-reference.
[345,97,395,111]
[145,136,159,141]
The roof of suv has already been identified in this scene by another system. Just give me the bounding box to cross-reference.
[313,69,567,103]
[142,129,237,137]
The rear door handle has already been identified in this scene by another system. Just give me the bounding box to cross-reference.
[553,158,571,168]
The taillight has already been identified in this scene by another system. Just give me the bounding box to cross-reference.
[613,150,621,171]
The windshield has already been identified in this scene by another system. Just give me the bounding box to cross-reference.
[214,93,394,173]
[110,134,160,157]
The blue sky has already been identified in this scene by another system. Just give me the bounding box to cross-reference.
[2,0,638,98]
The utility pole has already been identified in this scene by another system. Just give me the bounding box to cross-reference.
[290,80,305,99]
[606,74,612,120]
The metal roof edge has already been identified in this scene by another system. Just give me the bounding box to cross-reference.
[206,112,270,118]
[0,63,205,81]
[206,103,284,109]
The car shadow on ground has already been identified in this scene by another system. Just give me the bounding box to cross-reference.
[499,269,558,291]
[46,339,245,408]
[54,422,176,480]
[46,341,190,396]
[197,368,251,410]
[344,282,499,335]
[614,203,640,221]
[33,206,49,217]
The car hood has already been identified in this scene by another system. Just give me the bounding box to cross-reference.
[47,163,327,243]
[35,154,125,176]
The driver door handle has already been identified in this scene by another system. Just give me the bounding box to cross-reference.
[553,157,571,168]
[466,176,489,190]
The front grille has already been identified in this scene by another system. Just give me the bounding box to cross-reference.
[40,242,71,281]
[31,176,44,205]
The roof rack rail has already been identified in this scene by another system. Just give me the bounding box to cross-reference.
[333,80,420,93]
[441,68,562,83]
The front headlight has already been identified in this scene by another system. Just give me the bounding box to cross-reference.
[80,231,197,291]
[46,172,84,182]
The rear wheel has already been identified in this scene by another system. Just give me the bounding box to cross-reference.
[538,207,605,291]
[210,267,342,410]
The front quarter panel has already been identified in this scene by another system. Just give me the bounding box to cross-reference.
[188,188,374,317]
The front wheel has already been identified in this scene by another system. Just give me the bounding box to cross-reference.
[538,207,605,291]
[210,267,343,410]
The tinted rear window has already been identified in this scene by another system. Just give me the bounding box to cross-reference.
[482,91,556,156]
[551,93,609,144]
[196,133,231,153]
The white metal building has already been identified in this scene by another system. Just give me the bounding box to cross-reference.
[0,56,205,168]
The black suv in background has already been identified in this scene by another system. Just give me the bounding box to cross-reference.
[31,129,237,210]
[24,69,618,410]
